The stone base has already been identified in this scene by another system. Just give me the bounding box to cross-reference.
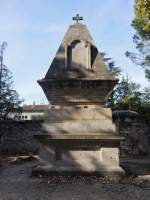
[33,107,125,178]
[32,139,125,178]
[32,166,125,178]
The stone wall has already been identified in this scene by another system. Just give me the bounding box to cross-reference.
[113,111,150,155]
[0,120,42,154]
[0,111,150,155]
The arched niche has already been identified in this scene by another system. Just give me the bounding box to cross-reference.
[65,39,91,69]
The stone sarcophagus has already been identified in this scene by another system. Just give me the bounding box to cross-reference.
[33,15,125,177]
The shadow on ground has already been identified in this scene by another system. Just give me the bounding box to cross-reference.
[0,153,150,200]
[120,155,150,178]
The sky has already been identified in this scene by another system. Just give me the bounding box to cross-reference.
[0,0,149,105]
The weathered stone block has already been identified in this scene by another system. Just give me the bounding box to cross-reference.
[41,121,116,134]
[100,148,119,167]
[125,146,132,151]
[133,148,139,155]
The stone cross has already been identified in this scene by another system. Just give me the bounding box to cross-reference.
[73,14,83,23]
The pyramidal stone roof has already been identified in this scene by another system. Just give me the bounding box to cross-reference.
[44,22,117,80]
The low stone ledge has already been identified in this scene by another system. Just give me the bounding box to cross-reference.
[113,110,139,117]
[33,133,125,140]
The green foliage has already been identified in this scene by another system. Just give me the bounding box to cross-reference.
[106,75,141,110]
[0,65,24,120]
[31,114,44,120]
[102,52,150,124]
[100,52,122,77]
[134,0,150,31]
[115,87,150,124]
[126,0,150,81]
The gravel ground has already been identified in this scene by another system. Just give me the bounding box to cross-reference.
[0,154,150,200]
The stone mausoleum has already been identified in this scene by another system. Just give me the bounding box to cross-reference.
[33,15,125,177]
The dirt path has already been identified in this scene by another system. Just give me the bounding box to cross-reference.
[0,155,150,200]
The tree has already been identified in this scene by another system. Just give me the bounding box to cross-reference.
[115,87,150,124]
[100,52,122,78]
[126,0,150,80]
[0,42,24,120]
[134,0,150,31]
[100,52,124,109]
[106,75,141,110]
[102,51,150,124]
[31,114,44,120]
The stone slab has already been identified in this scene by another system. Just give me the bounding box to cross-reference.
[38,80,117,105]
[44,106,112,122]
[41,122,116,134]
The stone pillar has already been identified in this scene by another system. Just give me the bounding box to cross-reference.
[113,111,140,155]
[0,135,1,162]
[132,121,139,155]
[87,43,91,69]
[65,45,67,68]
[0,121,2,162]
[114,117,120,135]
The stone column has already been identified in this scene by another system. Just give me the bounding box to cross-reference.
[115,117,120,135]
[132,121,139,155]
[65,45,67,68]
[0,121,2,162]
[112,116,122,155]
[0,135,1,162]
[87,43,91,69]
